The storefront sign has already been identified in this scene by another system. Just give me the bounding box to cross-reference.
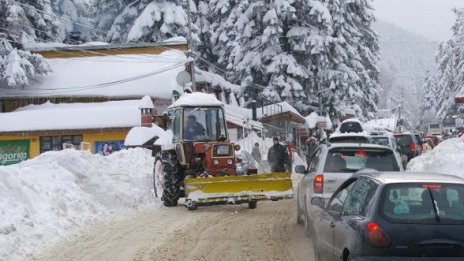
[0,140,30,165]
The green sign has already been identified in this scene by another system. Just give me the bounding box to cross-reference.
[0,140,30,165]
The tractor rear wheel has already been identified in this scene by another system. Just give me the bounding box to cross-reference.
[161,151,182,207]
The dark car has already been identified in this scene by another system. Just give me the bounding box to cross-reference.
[310,172,464,260]
[394,132,421,161]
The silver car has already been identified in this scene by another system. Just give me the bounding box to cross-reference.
[295,142,403,236]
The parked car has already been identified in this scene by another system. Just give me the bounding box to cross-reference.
[295,143,403,235]
[424,135,440,147]
[235,150,258,175]
[310,172,464,260]
[394,132,421,161]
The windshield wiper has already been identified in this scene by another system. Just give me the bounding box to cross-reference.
[428,187,440,222]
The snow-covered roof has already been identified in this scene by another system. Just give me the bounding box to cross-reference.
[256,101,303,119]
[2,50,187,99]
[224,105,263,130]
[125,125,165,146]
[195,69,241,93]
[0,100,144,132]
[304,112,333,130]
[139,95,154,109]
[169,92,223,108]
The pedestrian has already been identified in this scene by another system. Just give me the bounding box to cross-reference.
[305,134,318,165]
[267,137,288,172]
[251,142,262,168]
[286,141,295,173]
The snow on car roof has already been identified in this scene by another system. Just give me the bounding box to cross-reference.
[169,92,224,108]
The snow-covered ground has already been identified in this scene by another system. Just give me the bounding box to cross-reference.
[0,148,158,261]
[2,137,462,260]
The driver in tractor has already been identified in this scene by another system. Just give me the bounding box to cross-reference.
[184,115,206,140]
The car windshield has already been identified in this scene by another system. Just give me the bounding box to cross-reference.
[324,148,399,172]
[381,183,464,224]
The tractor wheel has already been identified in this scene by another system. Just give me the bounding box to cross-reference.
[161,151,183,207]
[248,201,257,209]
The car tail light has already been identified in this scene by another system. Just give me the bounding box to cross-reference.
[366,222,390,248]
[313,174,324,194]
[410,143,415,152]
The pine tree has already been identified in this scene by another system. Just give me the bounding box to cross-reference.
[418,72,438,129]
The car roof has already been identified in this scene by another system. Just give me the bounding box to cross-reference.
[324,142,391,149]
[329,132,370,138]
[357,171,464,185]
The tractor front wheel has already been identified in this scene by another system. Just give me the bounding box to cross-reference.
[248,201,257,209]
[161,151,183,207]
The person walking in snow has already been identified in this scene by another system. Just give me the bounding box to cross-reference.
[267,137,288,172]
[251,142,262,168]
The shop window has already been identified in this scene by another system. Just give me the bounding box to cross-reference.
[40,135,83,153]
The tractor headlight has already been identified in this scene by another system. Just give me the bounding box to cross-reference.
[227,159,233,165]
[213,159,219,165]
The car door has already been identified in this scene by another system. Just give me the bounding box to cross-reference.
[333,178,378,260]
[300,148,323,212]
[315,179,356,261]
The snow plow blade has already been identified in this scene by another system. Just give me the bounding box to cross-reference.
[184,172,293,206]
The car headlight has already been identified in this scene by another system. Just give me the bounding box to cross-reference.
[213,159,219,165]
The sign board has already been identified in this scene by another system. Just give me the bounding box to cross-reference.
[95,140,124,156]
[316,121,327,129]
[0,140,30,165]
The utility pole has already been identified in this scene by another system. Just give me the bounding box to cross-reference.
[185,0,196,90]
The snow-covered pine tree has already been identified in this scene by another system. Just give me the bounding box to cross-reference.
[418,72,438,129]
[436,8,464,120]
[53,0,95,41]
[328,0,379,120]
[96,0,188,42]
[0,0,57,88]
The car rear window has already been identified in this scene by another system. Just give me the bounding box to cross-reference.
[371,137,389,146]
[329,136,370,143]
[395,135,413,146]
[324,148,399,172]
[381,183,464,224]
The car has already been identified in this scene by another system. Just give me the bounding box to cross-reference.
[295,143,403,235]
[370,132,408,168]
[394,132,422,161]
[235,150,258,175]
[310,172,464,260]
[424,135,440,147]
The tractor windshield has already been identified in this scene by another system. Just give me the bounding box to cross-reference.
[183,107,227,141]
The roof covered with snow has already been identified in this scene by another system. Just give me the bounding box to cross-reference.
[0,100,145,132]
[2,50,187,99]
[364,117,398,132]
[169,92,223,108]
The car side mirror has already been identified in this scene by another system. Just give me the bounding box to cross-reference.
[294,165,307,174]
[311,197,325,208]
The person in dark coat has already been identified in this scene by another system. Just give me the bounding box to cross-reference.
[267,137,288,172]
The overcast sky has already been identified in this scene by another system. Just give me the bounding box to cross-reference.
[374,0,464,42]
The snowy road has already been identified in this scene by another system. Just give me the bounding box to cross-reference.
[38,198,313,261]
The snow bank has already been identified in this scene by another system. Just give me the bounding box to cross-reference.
[0,148,157,261]
[407,138,464,178]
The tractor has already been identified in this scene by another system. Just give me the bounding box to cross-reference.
[154,92,293,210]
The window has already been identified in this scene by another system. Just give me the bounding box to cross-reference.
[169,109,181,142]
[183,107,227,141]
[328,183,354,213]
[381,183,464,224]
[324,148,399,172]
[309,149,322,172]
[343,179,377,216]
[40,135,83,153]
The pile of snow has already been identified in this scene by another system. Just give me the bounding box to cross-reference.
[125,124,165,146]
[0,148,157,260]
[407,138,464,177]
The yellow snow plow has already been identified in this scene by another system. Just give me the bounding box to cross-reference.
[184,172,293,210]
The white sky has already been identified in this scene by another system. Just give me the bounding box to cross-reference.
[374,0,464,41]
